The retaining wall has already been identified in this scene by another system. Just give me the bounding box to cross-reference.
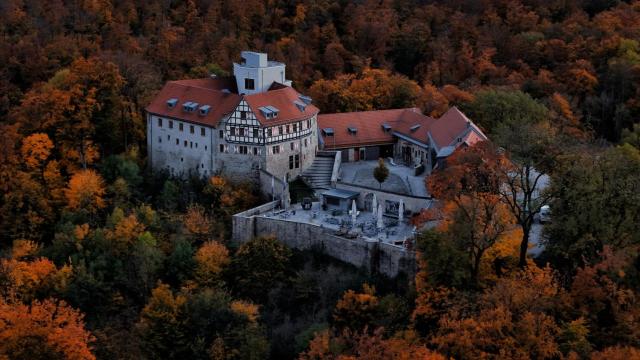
[232,207,416,278]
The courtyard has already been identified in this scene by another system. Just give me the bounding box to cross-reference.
[338,160,429,197]
[262,201,418,247]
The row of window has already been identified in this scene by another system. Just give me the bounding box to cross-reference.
[265,120,311,137]
[229,127,260,137]
[157,118,206,136]
[219,144,262,155]
[158,135,208,151]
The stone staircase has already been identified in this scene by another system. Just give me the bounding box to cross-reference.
[301,153,336,190]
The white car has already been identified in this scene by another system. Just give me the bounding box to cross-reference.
[539,205,552,224]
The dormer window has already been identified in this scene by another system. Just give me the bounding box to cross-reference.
[183,102,198,112]
[259,106,279,119]
[166,98,178,108]
[294,100,307,112]
[299,95,312,105]
[410,124,421,132]
[245,78,255,90]
[199,105,211,116]
[382,123,392,132]
[323,128,334,136]
[348,127,357,135]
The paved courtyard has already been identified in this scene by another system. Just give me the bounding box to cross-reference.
[339,160,429,197]
[263,201,417,246]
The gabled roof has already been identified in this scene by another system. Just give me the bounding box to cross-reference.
[145,78,241,127]
[244,85,319,126]
[429,107,487,149]
[318,106,487,153]
[317,108,412,148]
[392,110,437,145]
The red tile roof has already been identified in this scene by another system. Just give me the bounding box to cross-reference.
[146,78,317,128]
[318,106,487,151]
[430,107,474,149]
[145,79,241,127]
[317,108,411,148]
[392,110,437,144]
[244,85,319,126]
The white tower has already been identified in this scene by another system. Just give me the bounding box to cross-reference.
[233,51,292,95]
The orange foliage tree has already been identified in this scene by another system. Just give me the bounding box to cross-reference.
[301,328,445,360]
[432,265,566,359]
[426,141,514,284]
[64,169,106,213]
[0,298,95,360]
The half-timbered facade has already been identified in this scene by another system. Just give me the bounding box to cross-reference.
[145,51,319,182]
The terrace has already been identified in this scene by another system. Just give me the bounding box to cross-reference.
[338,159,429,197]
[261,200,419,247]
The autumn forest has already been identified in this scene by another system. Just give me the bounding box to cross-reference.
[1,0,640,359]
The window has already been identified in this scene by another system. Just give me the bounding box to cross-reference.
[169,120,173,129]
[157,118,162,127]
[167,135,170,140]
[307,120,310,128]
[179,123,183,131]
[201,164,204,168]
[289,155,294,169]
[205,146,207,150]
[240,111,247,120]
[201,127,205,136]
[195,143,198,148]
[219,144,224,153]
[190,125,194,134]
[267,128,272,137]
[245,78,255,90]
[253,147,258,155]
[293,123,298,132]
[184,140,187,147]
[295,154,300,168]
[239,146,248,154]
[219,130,224,138]
[253,128,259,138]
[272,145,280,154]
[286,125,290,133]
[158,136,162,143]
[290,142,294,151]
[176,138,179,145]
[239,128,245,137]
[278,126,283,135]
[190,141,193,148]
[304,138,308,147]
[230,127,236,136]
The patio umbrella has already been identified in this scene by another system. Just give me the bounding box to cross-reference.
[398,199,404,223]
[377,204,384,229]
[351,200,357,225]
[372,194,378,217]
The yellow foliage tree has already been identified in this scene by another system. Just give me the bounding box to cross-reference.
[195,241,230,286]
[64,169,106,213]
[184,203,212,240]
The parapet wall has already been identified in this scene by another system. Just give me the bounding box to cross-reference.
[232,206,416,278]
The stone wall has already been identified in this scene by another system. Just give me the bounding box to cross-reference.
[232,207,416,278]
[258,170,291,207]
[335,182,432,215]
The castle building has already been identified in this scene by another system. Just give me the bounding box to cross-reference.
[317,106,487,171]
[145,51,319,182]
[146,51,486,189]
